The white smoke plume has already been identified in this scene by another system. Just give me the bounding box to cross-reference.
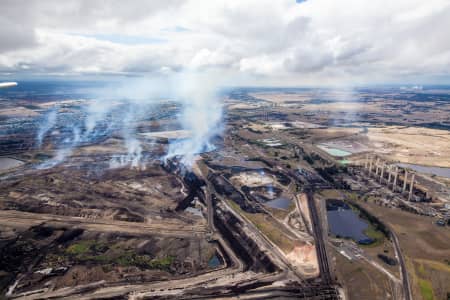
[36,108,57,148]
[324,86,361,127]
[109,138,143,169]
[37,126,81,169]
[165,71,223,167]
[84,98,112,136]
[34,70,224,169]
[108,101,151,169]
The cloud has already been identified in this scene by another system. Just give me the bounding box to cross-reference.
[0,0,450,85]
[0,0,38,53]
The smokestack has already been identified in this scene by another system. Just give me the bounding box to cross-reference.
[387,165,392,184]
[403,170,408,193]
[392,166,398,192]
[379,162,384,183]
[408,173,415,201]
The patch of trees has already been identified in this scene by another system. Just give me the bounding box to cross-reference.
[302,153,325,165]
[349,201,390,237]
[315,165,340,184]
[303,154,314,165]
[378,254,397,266]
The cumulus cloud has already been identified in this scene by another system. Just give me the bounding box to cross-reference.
[0,0,449,84]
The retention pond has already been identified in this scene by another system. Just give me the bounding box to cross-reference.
[396,163,450,179]
[326,200,373,244]
[265,197,292,210]
[318,145,352,157]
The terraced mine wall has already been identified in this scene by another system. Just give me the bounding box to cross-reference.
[161,160,207,211]
[214,205,278,273]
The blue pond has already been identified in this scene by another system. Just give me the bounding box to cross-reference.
[318,145,352,157]
[265,197,292,210]
[396,163,450,179]
[208,254,221,268]
[327,203,372,243]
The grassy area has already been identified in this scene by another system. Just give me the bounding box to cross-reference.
[264,200,296,220]
[65,240,174,270]
[362,225,385,247]
[413,259,450,300]
[116,253,174,269]
[246,213,296,252]
[416,259,450,273]
[341,193,450,300]
[66,240,104,255]
[333,248,395,300]
[344,191,359,202]
[227,199,297,253]
[418,263,427,277]
[418,279,435,300]
[227,199,243,214]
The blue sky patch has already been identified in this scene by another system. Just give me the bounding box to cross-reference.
[76,33,167,45]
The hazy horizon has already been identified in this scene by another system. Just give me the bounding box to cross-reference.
[2,0,450,86]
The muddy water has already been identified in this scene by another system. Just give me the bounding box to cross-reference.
[396,163,450,178]
[0,157,24,171]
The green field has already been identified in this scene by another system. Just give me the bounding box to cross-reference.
[418,279,435,300]
[362,225,385,247]
[65,240,174,270]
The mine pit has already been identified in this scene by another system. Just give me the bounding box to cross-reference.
[0,225,222,295]
[0,159,204,227]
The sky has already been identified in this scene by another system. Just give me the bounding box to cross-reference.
[1,0,450,86]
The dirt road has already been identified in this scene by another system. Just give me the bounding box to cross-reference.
[0,210,208,237]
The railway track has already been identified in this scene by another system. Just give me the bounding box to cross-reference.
[305,189,333,285]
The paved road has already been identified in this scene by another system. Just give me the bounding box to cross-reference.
[391,230,413,300]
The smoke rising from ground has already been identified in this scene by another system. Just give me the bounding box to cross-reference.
[321,87,360,127]
[36,108,57,148]
[34,71,223,169]
[165,72,222,167]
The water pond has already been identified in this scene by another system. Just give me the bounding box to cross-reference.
[265,197,292,210]
[208,253,222,268]
[327,200,372,244]
[396,163,450,179]
[318,145,352,157]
